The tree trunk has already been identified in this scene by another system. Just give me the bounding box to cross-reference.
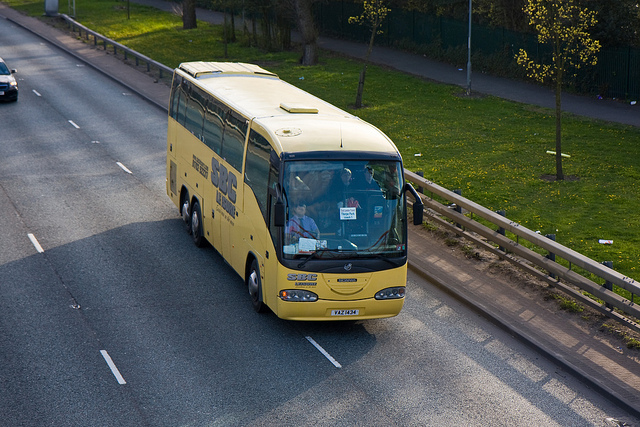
[294,0,318,65]
[355,65,367,109]
[182,0,197,30]
[555,69,564,181]
[223,12,228,58]
[252,15,257,47]
[354,23,378,109]
[230,11,236,43]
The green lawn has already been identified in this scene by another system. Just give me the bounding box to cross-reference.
[5,0,639,291]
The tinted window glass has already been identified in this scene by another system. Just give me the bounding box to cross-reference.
[282,160,406,259]
[184,86,207,140]
[221,112,247,172]
[245,130,272,216]
[169,74,182,120]
[203,99,225,155]
[175,79,189,125]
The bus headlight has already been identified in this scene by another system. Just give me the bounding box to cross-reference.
[375,287,406,300]
[279,289,318,302]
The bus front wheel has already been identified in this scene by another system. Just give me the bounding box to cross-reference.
[247,259,266,313]
[190,200,205,247]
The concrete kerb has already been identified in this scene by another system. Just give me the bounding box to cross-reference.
[407,227,640,420]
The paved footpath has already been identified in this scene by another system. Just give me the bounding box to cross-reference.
[1,2,639,420]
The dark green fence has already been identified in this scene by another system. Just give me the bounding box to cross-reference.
[314,1,640,101]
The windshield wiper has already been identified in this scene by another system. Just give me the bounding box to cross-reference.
[346,250,401,266]
[296,248,343,269]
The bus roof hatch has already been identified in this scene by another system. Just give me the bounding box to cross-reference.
[178,62,277,79]
[280,103,318,114]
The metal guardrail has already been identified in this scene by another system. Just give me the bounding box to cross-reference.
[405,170,640,330]
[60,14,173,80]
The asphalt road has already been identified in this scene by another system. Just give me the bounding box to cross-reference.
[0,16,636,426]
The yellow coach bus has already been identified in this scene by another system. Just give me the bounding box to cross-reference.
[166,62,422,320]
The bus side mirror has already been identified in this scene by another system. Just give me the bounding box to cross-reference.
[273,183,285,227]
[405,183,424,226]
[413,200,424,225]
[274,199,285,227]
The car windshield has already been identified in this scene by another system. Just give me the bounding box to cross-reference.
[282,160,406,260]
[0,62,10,75]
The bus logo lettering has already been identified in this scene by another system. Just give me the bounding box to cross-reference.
[217,190,237,218]
[211,157,219,186]
[287,273,318,281]
[192,155,209,179]
[219,163,228,195]
[211,156,237,215]
[227,171,237,203]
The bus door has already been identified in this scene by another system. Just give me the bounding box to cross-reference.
[261,156,286,309]
[264,188,280,307]
[244,128,280,306]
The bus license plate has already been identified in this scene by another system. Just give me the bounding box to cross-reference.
[331,309,359,316]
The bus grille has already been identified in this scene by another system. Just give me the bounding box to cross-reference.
[323,274,371,295]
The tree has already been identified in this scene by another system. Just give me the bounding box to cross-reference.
[586,0,640,47]
[515,0,600,181]
[244,0,293,51]
[474,0,527,31]
[349,0,390,109]
[182,0,197,29]
[293,0,319,65]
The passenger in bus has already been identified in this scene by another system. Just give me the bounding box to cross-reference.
[381,164,401,198]
[285,201,320,241]
[355,166,380,191]
[340,167,353,186]
[288,173,310,191]
[348,166,379,222]
[336,168,360,208]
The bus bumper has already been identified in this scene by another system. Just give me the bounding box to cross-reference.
[273,297,405,321]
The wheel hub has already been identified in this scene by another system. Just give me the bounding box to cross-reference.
[248,270,259,298]
[182,200,189,223]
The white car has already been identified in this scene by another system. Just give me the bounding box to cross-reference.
[0,57,18,102]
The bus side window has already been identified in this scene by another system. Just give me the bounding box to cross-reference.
[175,79,189,126]
[245,130,272,218]
[221,111,247,173]
[203,99,224,155]
[184,85,206,140]
[169,74,181,119]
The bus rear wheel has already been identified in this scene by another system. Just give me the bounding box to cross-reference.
[247,259,266,313]
[190,200,205,247]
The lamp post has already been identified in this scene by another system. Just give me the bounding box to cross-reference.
[466,0,472,95]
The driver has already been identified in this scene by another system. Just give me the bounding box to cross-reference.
[285,200,319,241]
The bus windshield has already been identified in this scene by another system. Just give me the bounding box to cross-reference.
[282,160,406,260]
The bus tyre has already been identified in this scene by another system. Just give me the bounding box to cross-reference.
[247,259,266,313]
[190,200,205,247]
[181,194,191,233]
